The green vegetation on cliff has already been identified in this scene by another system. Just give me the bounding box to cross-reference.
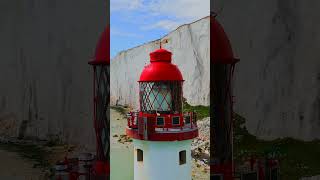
[234,113,320,180]
[183,100,209,120]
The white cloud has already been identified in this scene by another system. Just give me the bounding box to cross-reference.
[144,0,210,31]
[111,0,209,21]
[111,0,143,12]
[111,0,210,32]
[141,20,181,31]
[111,28,142,38]
[145,0,210,21]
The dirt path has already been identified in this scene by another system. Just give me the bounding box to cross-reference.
[110,108,134,180]
[0,148,45,179]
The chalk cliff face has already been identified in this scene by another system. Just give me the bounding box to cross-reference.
[214,0,320,140]
[3,0,317,146]
[0,1,106,149]
[112,1,320,141]
[110,17,210,109]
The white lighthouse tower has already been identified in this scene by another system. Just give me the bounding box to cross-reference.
[126,48,198,180]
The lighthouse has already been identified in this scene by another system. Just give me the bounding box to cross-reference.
[126,48,198,180]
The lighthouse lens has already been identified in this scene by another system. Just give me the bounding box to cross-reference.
[139,81,182,113]
[153,84,171,111]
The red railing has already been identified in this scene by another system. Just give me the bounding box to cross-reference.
[127,111,197,131]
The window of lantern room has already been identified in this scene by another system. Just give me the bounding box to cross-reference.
[140,81,182,113]
[172,116,180,125]
[152,83,171,111]
[156,117,165,126]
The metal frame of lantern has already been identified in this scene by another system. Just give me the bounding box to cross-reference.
[139,81,183,113]
[126,48,198,142]
[89,62,109,161]
[88,27,110,178]
[211,14,239,180]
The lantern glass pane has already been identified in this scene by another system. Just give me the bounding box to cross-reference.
[139,81,182,113]
[151,83,171,111]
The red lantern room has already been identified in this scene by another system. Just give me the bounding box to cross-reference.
[126,48,198,141]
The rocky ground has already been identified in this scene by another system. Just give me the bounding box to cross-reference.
[301,175,320,180]
[0,147,44,179]
[0,137,51,179]
[191,117,210,171]
[0,136,85,179]
[0,107,210,179]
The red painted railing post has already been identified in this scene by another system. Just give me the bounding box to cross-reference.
[191,112,193,129]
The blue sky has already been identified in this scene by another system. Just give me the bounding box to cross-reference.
[110,0,210,58]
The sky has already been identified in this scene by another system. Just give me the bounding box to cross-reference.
[110,0,210,58]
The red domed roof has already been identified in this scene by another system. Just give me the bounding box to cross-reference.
[89,27,109,65]
[211,16,239,64]
[139,48,183,82]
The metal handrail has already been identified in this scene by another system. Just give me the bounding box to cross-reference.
[127,112,197,131]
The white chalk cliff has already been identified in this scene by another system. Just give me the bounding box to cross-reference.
[214,0,320,140]
[112,6,320,141]
[1,0,319,147]
[110,17,210,109]
[0,1,107,150]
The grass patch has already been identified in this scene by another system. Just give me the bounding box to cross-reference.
[183,100,209,120]
[234,113,320,180]
[0,142,50,169]
[111,105,129,117]
[45,135,64,147]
